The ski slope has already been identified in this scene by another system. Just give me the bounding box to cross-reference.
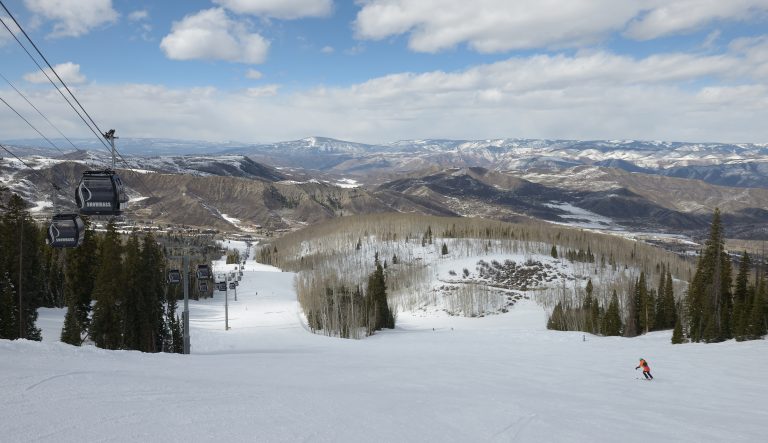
[2,241,768,442]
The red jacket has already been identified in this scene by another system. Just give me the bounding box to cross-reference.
[637,359,650,372]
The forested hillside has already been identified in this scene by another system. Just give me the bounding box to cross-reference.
[258,214,695,339]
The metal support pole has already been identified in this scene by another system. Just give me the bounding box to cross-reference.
[18,216,23,339]
[182,254,190,354]
[224,274,229,331]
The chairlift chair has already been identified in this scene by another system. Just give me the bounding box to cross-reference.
[46,213,85,248]
[167,269,181,284]
[75,170,128,216]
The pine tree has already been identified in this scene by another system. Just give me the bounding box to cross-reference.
[64,218,99,339]
[663,271,677,329]
[745,277,767,339]
[732,251,751,340]
[686,209,733,343]
[0,194,43,340]
[0,272,17,339]
[634,272,654,334]
[90,221,124,350]
[601,290,622,336]
[140,233,166,352]
[366,258,394,333]
[60,299,81,345]
[547,302,568,331]
[550,245,558,259]
[441,242,448,255]
[671,315,684,344]
[121,235,142,350]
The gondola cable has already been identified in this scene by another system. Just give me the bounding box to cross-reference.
[0,71,80,153]
[1,2,166,216]
[0,15,113,159]
[0,94,66,154]
[0,2,113,155]
[1,142,85,248]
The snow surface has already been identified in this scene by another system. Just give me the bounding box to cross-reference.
[2,241,768,442]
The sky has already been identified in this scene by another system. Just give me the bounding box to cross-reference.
[1,0,768,145]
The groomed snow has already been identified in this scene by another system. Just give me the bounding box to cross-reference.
[2,241,767,442]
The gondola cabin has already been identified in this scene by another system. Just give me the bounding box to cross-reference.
[76,170,128,216]
[46,214,85,248]
[198,281,209,293]
[167,269,181,284]
[229,282,236,290]
[216,282,227,292]
[196,264,211,280]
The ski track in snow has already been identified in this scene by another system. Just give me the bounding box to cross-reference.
[2,240,768,442]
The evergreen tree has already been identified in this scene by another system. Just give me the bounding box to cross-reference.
[547,302,568,331]
[60,299,81,345]
[140,233,167,352]
[685,209,733,343]
[550,245,558,259]
[0,194,43,340]
[732,251,751,340]
[63,219,99,340]
[366,258,394,333]
[0,272,17,339]
[663,271,677,329]
[671,315,684,344]
[441,242,448,256]
[90,221,124,350]
[601,290,622,336]
[745,277,767,339]
[121,235,142,350]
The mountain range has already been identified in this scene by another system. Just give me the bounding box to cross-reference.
[1,136,766,240]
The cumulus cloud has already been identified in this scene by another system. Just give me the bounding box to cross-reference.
[3,41,768,144]
[160,8,269,64]
[23,62,87,84]
[354,0,768,52]
[321,45,334,54]
[23,0,118,38]
[213,0,333,19]
[625,0,768,40]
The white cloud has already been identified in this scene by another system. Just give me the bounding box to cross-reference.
[23,0,118,38]
[245,69,263,79]
[160,8,269,64]
[213,0,333,19]
[128,10,149,21]
[4,41,768,144]
[321,45,334,54]
[354,0,768,53]
[23,62,86,84]
[625,0,768,41]
[246,84,280,96]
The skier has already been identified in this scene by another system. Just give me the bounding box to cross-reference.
[636,358,653,380]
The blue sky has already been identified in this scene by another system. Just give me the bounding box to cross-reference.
[2,0,768,144]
